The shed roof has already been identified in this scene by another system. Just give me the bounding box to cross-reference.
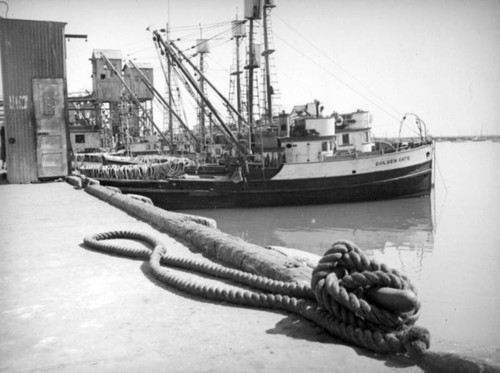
[92,49,122,60]
[123,62,153,70]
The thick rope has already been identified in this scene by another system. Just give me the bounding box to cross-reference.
[84,231,314,300]
[77,157,194,181]
[83,231,430,357]
[312,240,420,330]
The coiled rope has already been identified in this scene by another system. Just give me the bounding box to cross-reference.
[78,157,193,181]
[83,231,430,357]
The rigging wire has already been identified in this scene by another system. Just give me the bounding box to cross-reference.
[151,14,422,137]
[154,37,223,134]
[151,38,188,133]
[168,20,231,32]
[205,53,232,75]
[271,16,425,136]
[182,24,235,54]
[273,30,403,124]
[274,13,404,121]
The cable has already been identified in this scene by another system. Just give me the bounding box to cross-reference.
[273,31,403,123]
[274,13,404,121]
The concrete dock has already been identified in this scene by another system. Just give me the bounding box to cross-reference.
[0,181,423,372]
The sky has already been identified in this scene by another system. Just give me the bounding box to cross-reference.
[1,0,500,137]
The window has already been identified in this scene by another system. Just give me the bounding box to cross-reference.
[75,134,85,144]
[321,141,328,151]
[364,131,369,142]
[41,91,56,116]
[342,134,349,145]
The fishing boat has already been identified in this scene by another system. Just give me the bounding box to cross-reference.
[81,108,433,209]
[78,2,434,210]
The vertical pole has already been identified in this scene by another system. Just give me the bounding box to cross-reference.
[199,29,206,155]
[263,6,272,127]
[166,0,174,154]
[235,33,242,134]
[125,107,130,156]
[247,18,254,150]
[208,112,213,145]
[167,23,174,154]
[157,33,247,154]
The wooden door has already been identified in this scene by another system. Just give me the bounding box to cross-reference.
[32,78,68,178]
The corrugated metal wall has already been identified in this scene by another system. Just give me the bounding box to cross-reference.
[0,18,67,183]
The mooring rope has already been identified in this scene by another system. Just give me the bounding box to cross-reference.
[82,231,500,370]
[83,230,433,358]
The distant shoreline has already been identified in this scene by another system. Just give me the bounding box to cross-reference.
[375,135,500,143]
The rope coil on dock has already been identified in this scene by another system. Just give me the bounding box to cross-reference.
[83,230,431,357]
[312,241,421,329]
[311,240,428,356]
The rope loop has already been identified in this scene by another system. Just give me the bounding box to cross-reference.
[312,240,428,354]
[83,232,430,357]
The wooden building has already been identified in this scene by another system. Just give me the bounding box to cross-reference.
[69,126,101,153]
[0,18,70,183]
[91,49,122,103]
[123,62,154,101]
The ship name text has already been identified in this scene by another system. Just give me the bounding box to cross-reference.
[375,156,410,167]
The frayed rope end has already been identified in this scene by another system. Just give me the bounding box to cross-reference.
[402,326,431,358]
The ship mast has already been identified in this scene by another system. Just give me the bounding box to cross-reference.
[231,17,246,135]
[262,0,275,126]
[166,22,174,153]
[166,39,248,135]
[197,28,209,155]
[244,0,262,151]
[153,31,248,154]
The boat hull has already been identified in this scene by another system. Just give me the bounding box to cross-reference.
[95,156,433,210]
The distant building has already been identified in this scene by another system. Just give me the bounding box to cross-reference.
[70,126,101,153]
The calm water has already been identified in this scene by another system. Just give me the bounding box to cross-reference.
[185,142,500,360]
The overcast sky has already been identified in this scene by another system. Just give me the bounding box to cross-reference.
[2,0,499,137]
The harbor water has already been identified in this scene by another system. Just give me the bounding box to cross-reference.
[185,141,500,361]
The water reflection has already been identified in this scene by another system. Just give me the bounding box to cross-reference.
[185,195,434,274]
[185,143,500,357]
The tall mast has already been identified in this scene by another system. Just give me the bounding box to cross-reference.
[167,22,174,153]
[247,19,254,133]
[197,26,209,154]
[232,17,246,134]
[168,40,248,129]
[262,0,275,126]
[167,0,174,153]
[154,32,247,154]
[244,0,262,151]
